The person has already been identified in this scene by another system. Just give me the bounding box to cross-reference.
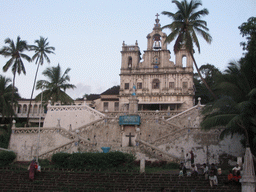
[191,164,198,177]
[232,164,241,175]
[209,168,218,187]
[28,159,38,181]
[186,150,195,167]
[179,162,187,176]
[224,170,234,185]
[190,151,195,165]
[202,163,209,180]
[233,170,242,185]
[210,163,217,175]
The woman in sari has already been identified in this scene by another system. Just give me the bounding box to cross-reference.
[28,159,38,181]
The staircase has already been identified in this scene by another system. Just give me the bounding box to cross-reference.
[0,167,241,192]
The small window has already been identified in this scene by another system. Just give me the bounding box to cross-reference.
[128,57,132,69]
[169,82,175,88]
[114,102,119,111]
[125,83,129,90]
[152,79,160,89]
[103,102,108,111]
[183,82,188,88]
[137,83,142,89]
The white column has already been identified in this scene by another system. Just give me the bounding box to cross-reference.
[140,154,145,173]
[240,147,256,192]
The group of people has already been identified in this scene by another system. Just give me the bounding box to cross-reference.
[179,160,242,187]
[225,164,242,185]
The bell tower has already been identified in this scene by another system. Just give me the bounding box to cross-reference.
[119,14,194,113]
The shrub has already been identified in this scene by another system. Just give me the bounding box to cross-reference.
[0,125,11,148]
[163,162,179,169]
[51,152,71,168]
[52,151,136,170]
[38,159,51,166]
[0,150,16,167]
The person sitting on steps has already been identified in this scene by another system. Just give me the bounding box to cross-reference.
[191,164,198,177]
[179,162,187,176]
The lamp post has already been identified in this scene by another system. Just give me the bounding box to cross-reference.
[36,91,43,164]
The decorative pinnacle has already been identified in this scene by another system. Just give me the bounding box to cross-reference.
[154,13,161,30]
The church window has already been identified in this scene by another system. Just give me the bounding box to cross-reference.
[152,79,160,89]
[137,82,142,89]
[128,57,132,69]
[103,102,108,112]
[169,82,175,88]
[182,56,187,67]
[23,105,27,113]
[17,104,21,113]
[183,82,188,88]
[125,83,129,90]
[114,102,119,111]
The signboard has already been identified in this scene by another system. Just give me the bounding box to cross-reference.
[119,115,140,125]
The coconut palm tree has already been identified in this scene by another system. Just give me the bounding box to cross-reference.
[26,37,55,125]
[35,64,76,105]
[0,36,31,121]
[0,75,20,122]
[162,0,217,99]
[200,17,256,155]
[201,61,256,155]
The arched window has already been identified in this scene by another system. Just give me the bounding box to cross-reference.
[152,79,160,89]
[128,57,132,69]
[182,55,187,67]
[23,105,27,113]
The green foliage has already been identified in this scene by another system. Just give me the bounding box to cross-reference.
[201,17,256,154]
[51,152,135,170]
[163,162,180,169]
[38,158,51,167]
[0,125,11,148]
[194,64,221,104]
[0,150,16,167]
[35,64,76,105]
[51,152,72,168]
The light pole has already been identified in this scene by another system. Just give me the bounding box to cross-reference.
[36,91,43,164]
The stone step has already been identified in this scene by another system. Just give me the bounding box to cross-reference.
[0,168,241,192]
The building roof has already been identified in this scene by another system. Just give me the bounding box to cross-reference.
[86,94,101,101]
[101,86,120,95]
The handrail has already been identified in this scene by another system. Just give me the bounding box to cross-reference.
[39,141,75,159]
[136,139,180,162]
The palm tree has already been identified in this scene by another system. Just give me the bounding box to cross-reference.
[35,64,76,105]
[200,17,256,155]
[0,75,20,122]
[26,37,55,125]
[201,61,256,155]
[0,36,31,121]
[162,0,217,99]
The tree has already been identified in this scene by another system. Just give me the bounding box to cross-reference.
[194,64,221,104]
[0,75,20,122]
[162,0,217,99]
[35,64,76,105]
[201,17,256,155]
[0,36,31,121]
[26,37,55,125]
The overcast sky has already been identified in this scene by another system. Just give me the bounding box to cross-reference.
[0,0,255,99]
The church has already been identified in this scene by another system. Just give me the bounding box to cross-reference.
[9,15,244,166]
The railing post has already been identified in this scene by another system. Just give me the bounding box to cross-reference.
[140,154,145,173]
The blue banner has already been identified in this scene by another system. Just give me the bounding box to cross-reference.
[119,115,140,125]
